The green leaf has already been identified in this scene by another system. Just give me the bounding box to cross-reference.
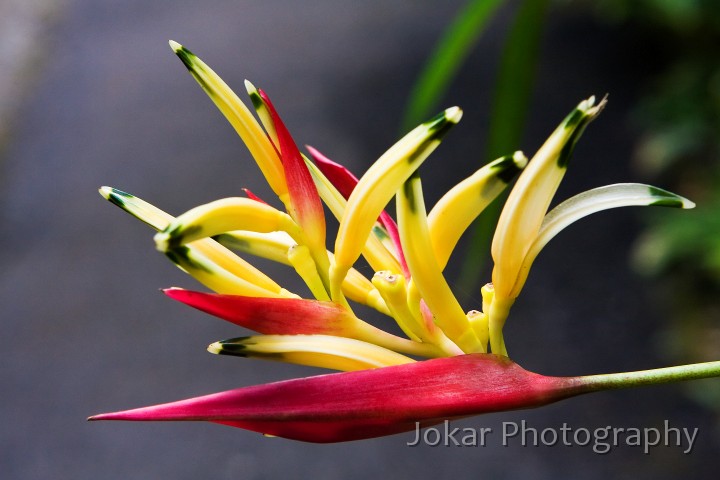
[458,0,551,291]
[401,0,505,131]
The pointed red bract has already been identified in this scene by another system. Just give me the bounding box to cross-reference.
[306,145,358,200]
[90,354,588,443]
[259,90,326,243]
[241,188,269,205]
[307,145,409,277]
[163,288,350,335]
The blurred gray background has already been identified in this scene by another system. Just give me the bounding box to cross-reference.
[1,0,718,479]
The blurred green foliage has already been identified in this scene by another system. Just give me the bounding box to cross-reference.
[401,0,505,131]
[403,0,720,370]
[587,1,720,409]
[594,1,720,292]
[402,0,550,291]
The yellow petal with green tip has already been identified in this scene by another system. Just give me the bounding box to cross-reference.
[397,175,483,353]
[100,187,288,296]
[331,107,462,299]
[491,96,606,299]
[244,80,278,146]
[155,197,301,252]
[99,186,171,231]
[427,151,527,270]
[165,246,287,297]
[209,334,415,371]
[305,156,402,274]
[487,98,606,355]
[168,41,287,199]
[512,183,696,298]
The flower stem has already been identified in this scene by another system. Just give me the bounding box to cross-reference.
[580,361,720,392]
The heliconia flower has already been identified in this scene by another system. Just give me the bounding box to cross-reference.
[92,41,717,443]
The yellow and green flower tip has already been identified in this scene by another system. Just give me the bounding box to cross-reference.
[304,154,403,275]
[208,334,415,372]
[154,197,301,252]
[487,96,607,355]
[244,79,278,146]
[168,41,288,200]
[214,230,295,266]
[99,187,289,297]
[428,150,528,271]
[93,42,715,444]
[492,96,606,302]
[512,183,695,297]
[330,107,462,302]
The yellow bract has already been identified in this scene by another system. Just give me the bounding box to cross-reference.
[330,107,462,303]
[208,335,416,371]
[169,41,288,201]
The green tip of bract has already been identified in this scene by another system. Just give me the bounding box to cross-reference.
[423,106,462,129]
[648,186,695,209]
[169,40,195,70]
[512,150,528,168]
[244,80,264,110]
[444,106,463,124]
[422,107,462,141]
[562,95,606,132]
[98,186,113,200]
[208,337,251,357]
[99,186,132,209]
[579,94,607,116]
[492,151,528,183]
[154,232,171,252]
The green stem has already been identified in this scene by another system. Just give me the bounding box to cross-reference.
[580,361,720,391]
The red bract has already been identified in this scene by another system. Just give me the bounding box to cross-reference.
[163,288,351,335]
[259,90,326,241]
[241,188,269,205]
[89,354,587,443]
[306,145,360,199]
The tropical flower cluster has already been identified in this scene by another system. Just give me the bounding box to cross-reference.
[91,41,720,443]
